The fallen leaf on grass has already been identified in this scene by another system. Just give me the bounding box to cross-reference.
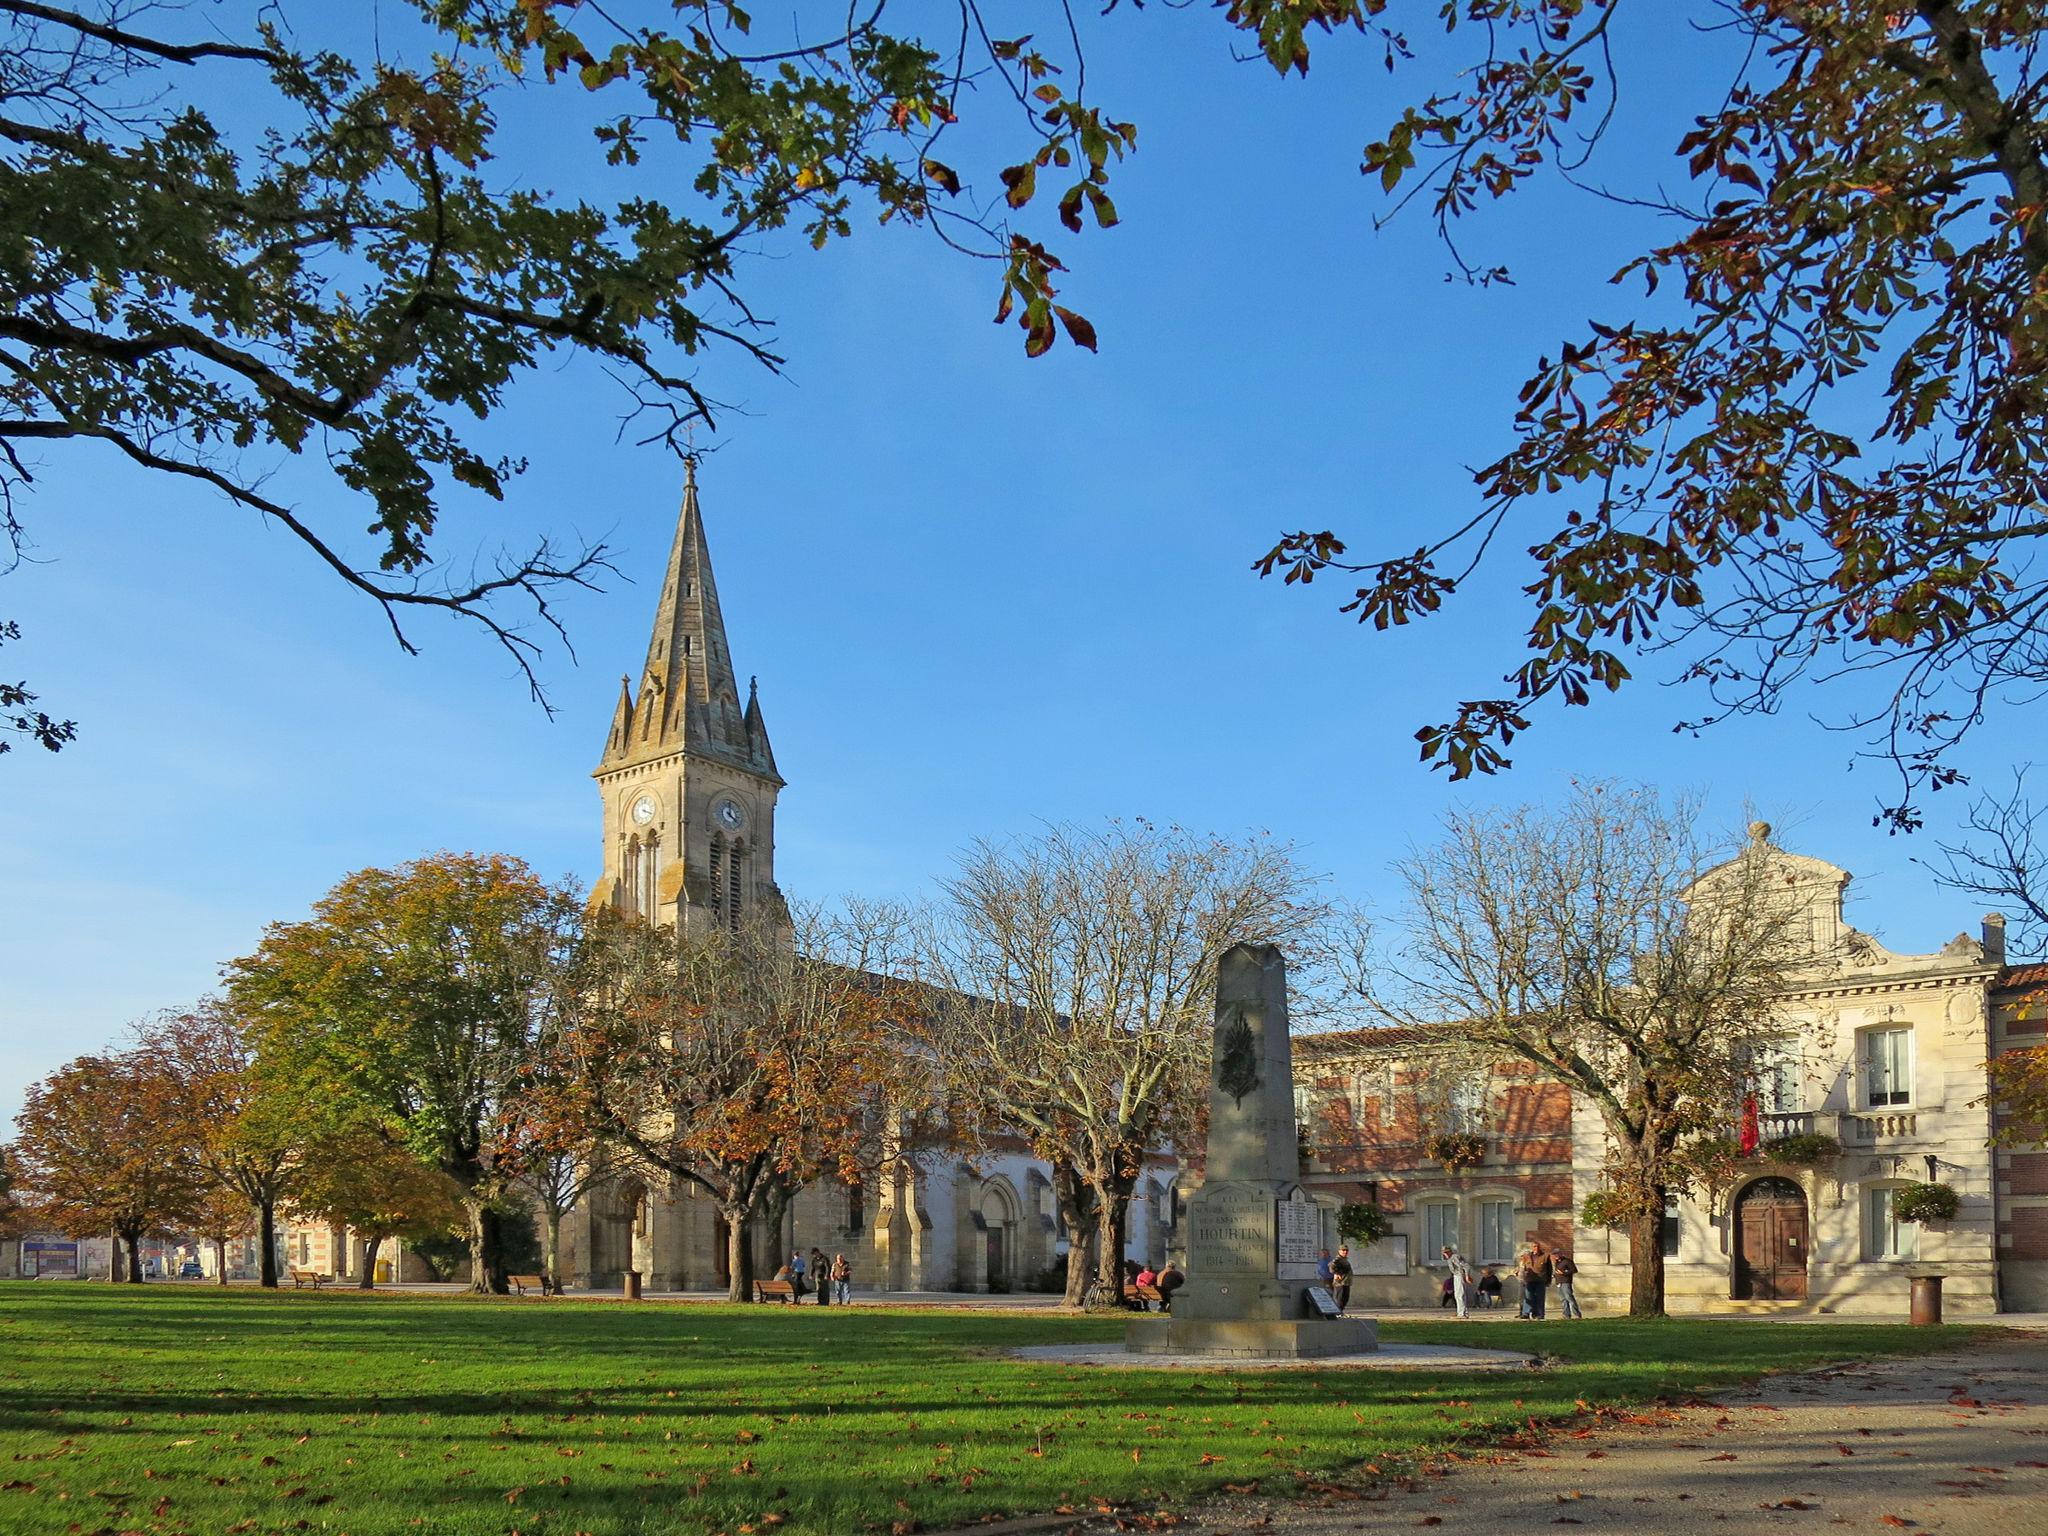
[1707,1452,1738,1462]
[1760,1499,1816,1510]
[1880,1519,1915,1529]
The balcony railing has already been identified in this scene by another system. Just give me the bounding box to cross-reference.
[1758,1111,1814,1140]
[1845,1111,1918,1142]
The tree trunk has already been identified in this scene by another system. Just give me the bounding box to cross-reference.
[1091,1184,1131,1309]
[215,1235,230,1285]
[724,1210,755,1303]
[258,1199,278,1288]
[122,1230,144,1284]
[1627,1186,1667,1318]
[542,1207,563,1294]
[359,1233,382,1290]
[469,1199,509,1294]
[1054,1163,1095,1308]
[108,1232,121,1282]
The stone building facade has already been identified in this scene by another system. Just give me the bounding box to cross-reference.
[1297,836,2046,1315]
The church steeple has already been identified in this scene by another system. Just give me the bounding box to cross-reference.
[599,461,781,783]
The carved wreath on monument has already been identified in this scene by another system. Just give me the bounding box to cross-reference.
[1216,1003,1261,1107]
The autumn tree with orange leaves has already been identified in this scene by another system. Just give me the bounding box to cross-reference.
[563,905,930,1303]
[291,1123,468,1289]
[12,1050,208,1282]
[227,852,580,1294]
[131,999,304,1288]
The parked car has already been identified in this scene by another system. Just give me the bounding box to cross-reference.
[178,1261,202,1279]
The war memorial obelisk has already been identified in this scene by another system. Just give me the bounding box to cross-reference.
[1127,943,1377,1358]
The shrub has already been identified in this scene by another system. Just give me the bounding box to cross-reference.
[1891,1182,1960,1224]
[1337,1203,1393,1246]
[1758,1132,1841,1165]
[1423,1131,1488,1172]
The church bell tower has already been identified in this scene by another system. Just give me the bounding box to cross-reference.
[593,463,785,933]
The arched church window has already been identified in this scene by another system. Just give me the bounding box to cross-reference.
[709,832,725,923]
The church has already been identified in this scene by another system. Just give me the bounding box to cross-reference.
[557,469,1180,1294]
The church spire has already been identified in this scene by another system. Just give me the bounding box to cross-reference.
[598,463,781,780]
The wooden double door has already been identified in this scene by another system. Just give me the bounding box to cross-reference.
[1734,1177,1809,1300]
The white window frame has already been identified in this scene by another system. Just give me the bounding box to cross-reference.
[1861,1026,1913,1109]
[1446,1075,1486,1132]
[1421,1201,1458,1265]
[1863,1184,1920,1261]
[1475,1198,1515,1264]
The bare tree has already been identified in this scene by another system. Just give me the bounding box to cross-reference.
[924,821,1331,1308]
[565,904,928,1302]
[1378,783,1807,1317]
[1924,766,2046,957]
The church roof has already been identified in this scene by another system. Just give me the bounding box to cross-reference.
[598,463,782,781]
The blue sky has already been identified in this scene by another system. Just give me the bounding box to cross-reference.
[0,5,2014,1126]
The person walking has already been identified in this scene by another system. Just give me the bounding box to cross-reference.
[1316,1248,1334,1288]
[1442,1245,1474,1320]
[830,1251,852,1306]
[788,1249,808,1301]
[1330,1245,1354,1314]
[809,1247,830,1305]
[1552,1248,1583,1318]
[1521,1241,1553,1319]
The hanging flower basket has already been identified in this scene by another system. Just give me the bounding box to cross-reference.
[1424,1130,1488,1173]
[1337,1203,1393,1246]
[1891,1182,1960,1225]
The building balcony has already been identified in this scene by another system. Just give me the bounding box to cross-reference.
[1759,1111,1815,1140]
[1843,1110,1918,1143]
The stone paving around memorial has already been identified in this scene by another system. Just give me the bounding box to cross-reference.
[1141,1333,2048,1536]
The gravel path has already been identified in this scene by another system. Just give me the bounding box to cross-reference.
[1163,1334,2048,1536]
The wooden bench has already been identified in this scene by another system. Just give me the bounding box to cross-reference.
[287,1268,329,1290]
[507,1273,549,1297]
[753,1279,797,1304]
[1133,1283,1168,1311]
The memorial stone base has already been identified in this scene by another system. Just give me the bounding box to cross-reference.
[1125,1316,1379,1359]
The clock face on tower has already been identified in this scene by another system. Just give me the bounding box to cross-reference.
[630,794,658,826]
[713,796,747,833]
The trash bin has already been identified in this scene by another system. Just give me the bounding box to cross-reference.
[624,1269,642,1301]
[1910,1274,1943,1326]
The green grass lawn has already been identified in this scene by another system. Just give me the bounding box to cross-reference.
[0,1287,1978,1535]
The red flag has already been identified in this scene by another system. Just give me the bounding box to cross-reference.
[1738,1093,1761,1156]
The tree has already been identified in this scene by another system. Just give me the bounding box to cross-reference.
[291,1123,467,1288]
[226,851,580,1294]
[0,1143,26,1239]
[131,999,301,1288]
[12,1050,207,1281]
[186,1182,255,1286]
[505,1141,615,1295]
[565,905,918,1302]
[0,1,1129,749]
[1376,782,1805,1316]
[924,821,1330,1308]
[1241,2,2048,829]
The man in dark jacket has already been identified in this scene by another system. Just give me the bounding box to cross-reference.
[1330,1246,1354,1313]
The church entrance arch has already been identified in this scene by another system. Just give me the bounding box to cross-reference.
[1732,1177,1809,1300]
[590,1177,649,1289]
[978,1177,1022,1292]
